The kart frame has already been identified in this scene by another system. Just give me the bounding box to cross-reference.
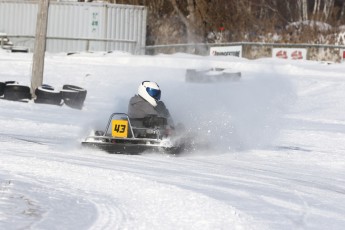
[82,113,179,154]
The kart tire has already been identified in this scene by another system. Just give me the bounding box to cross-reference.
[4,84,31,101]
[61,85,87,109]
[35,85,62,105]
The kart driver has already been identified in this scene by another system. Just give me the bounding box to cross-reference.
[128,81,174,130]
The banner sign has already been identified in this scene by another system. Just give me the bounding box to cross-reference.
[272,48,307,60]
[210,46,242,57]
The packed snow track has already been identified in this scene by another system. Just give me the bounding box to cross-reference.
[1,52,345,229]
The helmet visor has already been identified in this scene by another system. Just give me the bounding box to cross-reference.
[146,87,161,100]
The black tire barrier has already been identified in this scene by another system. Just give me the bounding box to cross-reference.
[0,82,5,96]
[5,81,18,85]
[34,84,62,106]
[0,81,18,97]
[1,82,87,109]
[11,46,29,53]
[61,85,87,110]
[4,84,31,101]
[34,98,63,106]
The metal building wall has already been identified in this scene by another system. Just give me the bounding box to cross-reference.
[0,1,37,37]
[0,1,147,54]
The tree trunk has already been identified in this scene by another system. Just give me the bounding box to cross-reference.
[297,0,308,21]
[169,0,204,43]
[169,0,190,36]
[285,1,292,21]
[302,0,308,20]
[313,0,321,15]
[323,0,335,20]
[340,1,345,19]
[259,0,264,19]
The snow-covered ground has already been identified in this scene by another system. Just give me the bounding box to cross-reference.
[0,51,345,230]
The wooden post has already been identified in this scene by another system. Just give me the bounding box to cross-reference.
[31,0,50,97]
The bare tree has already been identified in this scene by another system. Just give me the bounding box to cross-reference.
[297,0,308,20]
[169,0,206,43]
[313,0,322,15]
[340,0,345,19]
[323,0,335,20]
[103,0,345,46]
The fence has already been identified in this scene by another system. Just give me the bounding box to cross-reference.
[144,42,345,62]
[6,35,138,53]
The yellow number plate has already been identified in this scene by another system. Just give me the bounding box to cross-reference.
[111,120,128,138]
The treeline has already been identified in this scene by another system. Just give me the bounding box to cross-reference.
[108,0,345,45]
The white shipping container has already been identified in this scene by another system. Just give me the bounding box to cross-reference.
[0,1,147,54]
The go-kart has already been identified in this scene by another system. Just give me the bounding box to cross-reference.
[81,113,185,155]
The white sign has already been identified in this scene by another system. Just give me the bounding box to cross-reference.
[210,46,242,57]
[272,48,307,60]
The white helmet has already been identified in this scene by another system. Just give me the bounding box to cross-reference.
[138,81,161,107]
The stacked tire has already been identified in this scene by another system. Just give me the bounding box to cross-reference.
[0,81,31,102]
[0,82,5,96]
[1,81,87,109]
[34,84,62,106]
[61,85,87,110]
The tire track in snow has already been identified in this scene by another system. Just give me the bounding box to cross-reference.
[0,145,257,230]
[89,197,131,230]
